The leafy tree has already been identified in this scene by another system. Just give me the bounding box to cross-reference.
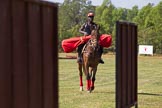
[133,3,153,52]
[127,6,138,22]
[144,2,162,53]
[133,3,153,29]
[95,0,115,34]
[59,0,95,40]
[58,0,162,53]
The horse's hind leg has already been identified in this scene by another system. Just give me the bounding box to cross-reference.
[78,63,83,91]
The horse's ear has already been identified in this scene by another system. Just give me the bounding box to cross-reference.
[97,25,100,30]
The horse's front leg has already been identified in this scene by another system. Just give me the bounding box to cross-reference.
[78,63,83,91]
[90,67,97,92]
[85,65,91,92]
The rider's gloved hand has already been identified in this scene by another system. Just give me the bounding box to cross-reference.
[84,32,88,36]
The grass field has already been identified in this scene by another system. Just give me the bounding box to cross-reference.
[59,53,162,108]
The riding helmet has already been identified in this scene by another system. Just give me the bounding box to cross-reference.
[87,12,94,17]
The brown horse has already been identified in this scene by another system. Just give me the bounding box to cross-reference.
[78,25,101,93]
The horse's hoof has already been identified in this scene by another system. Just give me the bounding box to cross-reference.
[90,86,95,92]
[87,90,91,93]
[80,86,83,91]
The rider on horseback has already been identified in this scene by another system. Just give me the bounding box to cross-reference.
[77,12,104,64]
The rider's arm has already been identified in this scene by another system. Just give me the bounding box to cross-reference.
[79,23,88,36]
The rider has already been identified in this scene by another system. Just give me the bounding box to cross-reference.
[77,12,104,64]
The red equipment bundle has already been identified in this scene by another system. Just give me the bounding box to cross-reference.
[62,34,112,53]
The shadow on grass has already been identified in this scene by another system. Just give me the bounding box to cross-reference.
[93,91,115,94]
[138,92,162,96]
[93,91,162,97]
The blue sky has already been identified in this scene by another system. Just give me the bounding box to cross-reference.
[44,0,161,9]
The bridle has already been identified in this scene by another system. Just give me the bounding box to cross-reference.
[83,26,100,54]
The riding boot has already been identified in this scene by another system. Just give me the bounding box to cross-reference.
[77,44,84,63]
[77,52,82,63]
[99,46,104,64]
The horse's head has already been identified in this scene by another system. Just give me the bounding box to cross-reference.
[91,25,100,41]
[88,25,100,48]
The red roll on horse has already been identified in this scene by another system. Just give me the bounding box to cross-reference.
[62,34,112,53]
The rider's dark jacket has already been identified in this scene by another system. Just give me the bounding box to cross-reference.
[77,22,100,54]
[79,22,97,35]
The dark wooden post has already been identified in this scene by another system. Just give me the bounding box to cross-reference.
[0,0,58,108]
[116,21,138,108]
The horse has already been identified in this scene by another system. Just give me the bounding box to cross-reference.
[78,25,101,93]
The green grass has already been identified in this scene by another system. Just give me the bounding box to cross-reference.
[138,56,162,108]
[59,53,162,108]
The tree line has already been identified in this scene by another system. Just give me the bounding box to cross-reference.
[58,0,162,54]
